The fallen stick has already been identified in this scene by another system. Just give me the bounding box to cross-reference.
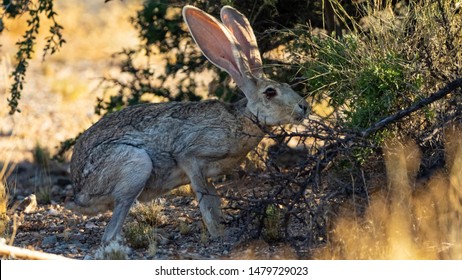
[0,244,72,260]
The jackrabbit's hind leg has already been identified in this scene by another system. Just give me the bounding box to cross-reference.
[101,147,153,243]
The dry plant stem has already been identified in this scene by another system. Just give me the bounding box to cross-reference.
[0,244,71,260]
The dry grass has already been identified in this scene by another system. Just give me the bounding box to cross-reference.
[94,240,131,260]
[0,150,15,240]
[129,201,165,227]
[124,201,164,251]
[0,163,10,237]
[168,184,194,197]
[314,128,462,259]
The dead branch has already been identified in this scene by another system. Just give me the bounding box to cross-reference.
[0,243,72,260]
[361,78,462,138]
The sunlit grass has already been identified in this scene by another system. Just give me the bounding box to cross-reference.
[0,150,15,239]
[314,128,462,259]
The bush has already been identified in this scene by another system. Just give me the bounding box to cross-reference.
[283,0,461,163]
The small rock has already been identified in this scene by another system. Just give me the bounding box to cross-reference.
[51,185,61,195]
[69,247,79,254]
[71,240,83,247]
[65,185,74,197]
[17,194,38,214]
[42,235,58,247]
[85,222,98,229]
[83,255,93,260]
[47,208,59,216]
[155,198,166,205]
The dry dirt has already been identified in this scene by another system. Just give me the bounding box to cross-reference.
[4,161,299,260]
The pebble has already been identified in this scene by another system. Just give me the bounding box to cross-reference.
[85,222,98,229]
[47,208,60,216]
[83,255,93,260]
[17,194,38,213]
[71,240,84,247]
[42,235,58,246]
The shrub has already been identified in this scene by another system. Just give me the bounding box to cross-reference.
[287,0,461,163]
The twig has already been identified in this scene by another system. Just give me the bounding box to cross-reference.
[0,244,72,260]
[361,78,462,138]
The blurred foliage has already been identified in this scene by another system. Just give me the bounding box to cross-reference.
[1,0,65,114]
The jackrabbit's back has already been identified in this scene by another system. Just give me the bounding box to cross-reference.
[71,100,262,202]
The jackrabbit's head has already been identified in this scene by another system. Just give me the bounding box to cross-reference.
[183,5,309,125]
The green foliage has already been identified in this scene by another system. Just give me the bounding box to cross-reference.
[133,0,182,50]
[303,34,422,131]
[33,143,51,170]
[124,221,155,249]
[2,0,65,114]
[289,0,461,165]
[262,204,284,242]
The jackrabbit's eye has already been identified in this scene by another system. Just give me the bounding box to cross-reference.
[263,87,277,99]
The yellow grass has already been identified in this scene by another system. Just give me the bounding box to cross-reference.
[0,151,14,238]
[314,128,462,259]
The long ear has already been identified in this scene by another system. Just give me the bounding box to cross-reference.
[220,6,263,78]
[183,5,251,89]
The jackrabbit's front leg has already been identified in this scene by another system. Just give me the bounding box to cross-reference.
[182,163,223,237]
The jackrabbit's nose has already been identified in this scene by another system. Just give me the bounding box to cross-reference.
[298,103,308,115]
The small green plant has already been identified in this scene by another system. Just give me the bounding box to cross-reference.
[262,204,285,242]
[33,143,51,170]
[32,143,51,171]
[302,34,422,131]
[124,221,155,249]
[35,185,52,204]
[125,201,163,249]
[178,220,190,235]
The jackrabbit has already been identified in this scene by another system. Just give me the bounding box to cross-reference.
[70,5,309,243]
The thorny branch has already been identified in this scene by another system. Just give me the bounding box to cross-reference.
[360,78,462,138]
[224,77,462,251]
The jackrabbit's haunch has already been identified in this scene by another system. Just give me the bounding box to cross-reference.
[70,5,309,243]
